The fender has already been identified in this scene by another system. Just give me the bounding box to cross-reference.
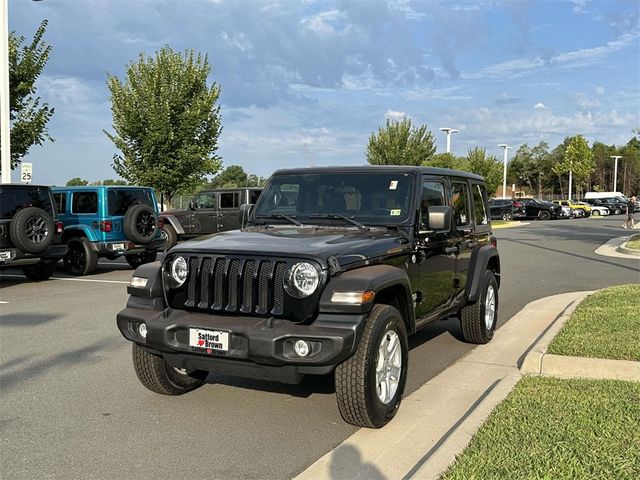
[61,225,100,243]
[319,264,415,332]
[160,214,186,235]
[465,245,500,303]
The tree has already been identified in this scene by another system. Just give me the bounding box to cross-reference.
[508,142,551,197]
[66,177,88,186]
[105,46,222,204]
[89,179,129,186]
[210,165,248,188]
[553,135,595,197]
[366,118,436,166]
[0,20,55,172]
[423,152,464,170]
[460,147,502,195]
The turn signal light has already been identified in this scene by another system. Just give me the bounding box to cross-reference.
[331,290,375,305]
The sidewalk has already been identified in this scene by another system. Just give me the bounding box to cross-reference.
[295,291,592,480]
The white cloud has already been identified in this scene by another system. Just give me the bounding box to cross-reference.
[384,109,407,120]
[300,10,349,38]
[595,86,606,95]
[573,92,601,109]
[534,102,547,109]
[220,31,253,54]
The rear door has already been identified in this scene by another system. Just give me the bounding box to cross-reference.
[450,180,474,300]
[217,190,242,232]
[191,191,218,235]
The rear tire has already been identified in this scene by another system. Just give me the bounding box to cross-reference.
[592,210,600,216]
[22,261,56,281]
[125,250,157,269]
[160,224,178,250]
[63,237,98,276]
[335,304,408,428]
[460,270,498,344]
[132,344,206,395]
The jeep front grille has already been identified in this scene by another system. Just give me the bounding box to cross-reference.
[181,256,289,316]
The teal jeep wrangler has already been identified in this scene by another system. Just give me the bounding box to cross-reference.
[52,186,165,275]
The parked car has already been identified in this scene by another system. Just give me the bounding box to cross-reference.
[576,201,609,216]
[552,199,591,217]
[518,198,562,220]
[160,188,262,249]
[489,199,526,221]
[52,186,165,275]
[0,184,67,280]
[558,205,574,219]
[117,166,500,428]
[583,197,626,215]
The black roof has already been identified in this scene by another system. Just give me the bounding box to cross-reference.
[271,165,485,181]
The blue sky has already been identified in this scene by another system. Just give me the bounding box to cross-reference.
[9,0,640,185]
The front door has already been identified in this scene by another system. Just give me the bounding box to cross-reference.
[411,177,456,322]
[191,191,218,235]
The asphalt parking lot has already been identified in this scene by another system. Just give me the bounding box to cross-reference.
[1,217,638,479]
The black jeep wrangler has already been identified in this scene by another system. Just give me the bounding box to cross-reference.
[117,166,500,428]
[0,184,67,280]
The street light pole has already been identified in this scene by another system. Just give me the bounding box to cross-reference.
[498,144,512,199]
[610,155,622,192]
[439,127,458,154]
[1,0,11,183]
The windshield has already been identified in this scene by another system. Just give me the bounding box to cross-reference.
[0,186,55,219]
[253,172,415,225]
[107,188,154,216]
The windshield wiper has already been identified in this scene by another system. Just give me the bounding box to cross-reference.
[309,214,369,231]
[255,214,302,226]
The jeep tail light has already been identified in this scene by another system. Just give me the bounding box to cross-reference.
[56,222,64,234]
[513,201,524,208]
[100,220,113,232]
[491,236,497,248]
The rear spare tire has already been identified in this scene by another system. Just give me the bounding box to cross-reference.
[124,204,157,245]
[9,207,54,254]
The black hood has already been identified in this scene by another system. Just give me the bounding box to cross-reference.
[170,226,411,269]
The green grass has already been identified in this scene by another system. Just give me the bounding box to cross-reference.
[626,234,640,250]
[547,285,640,361]
[441,376,640,480]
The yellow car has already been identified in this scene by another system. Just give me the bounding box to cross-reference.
[552,199,592,217]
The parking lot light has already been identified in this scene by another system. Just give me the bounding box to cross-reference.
[498,144,512,199]
[610,156,622,191]
[439,127,459,154]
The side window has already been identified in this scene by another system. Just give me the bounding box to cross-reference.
[451,182,471,227]
[54,193,66,214]
[220,192,240,209]
[71,192,98,214]
[420,180,446,229]
[194,192,216,209]
[472,184,489,226]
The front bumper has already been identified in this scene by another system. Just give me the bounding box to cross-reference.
[93,238,166,256]
[0,244,67,266]
[117,306,365,383]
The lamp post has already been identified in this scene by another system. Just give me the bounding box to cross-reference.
[1,0,10,183]
[439,127,458,154]
[610,155,622,192]
[498,144,512,199]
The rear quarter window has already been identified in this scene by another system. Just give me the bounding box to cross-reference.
[72,192,98,214]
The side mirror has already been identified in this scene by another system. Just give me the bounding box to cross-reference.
[239,203,254,228]
[426,206,452,231]
[189,201,196,211]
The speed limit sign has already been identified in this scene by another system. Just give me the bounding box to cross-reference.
[21,163,33,184]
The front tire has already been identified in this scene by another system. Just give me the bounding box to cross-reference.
[335,304,408,428]
[460,270,498,344]
[501,210,513,221]
[126,250,157,269]
[63,237,98,276]
[592,210,600,216]
[22,261,56,281]
[160,224,178,250]
[132,344,205,395]
[538,210,551,221]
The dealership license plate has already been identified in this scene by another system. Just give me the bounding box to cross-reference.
[189,328,229,352]
[0,250,15,261]
[112,243,125,251]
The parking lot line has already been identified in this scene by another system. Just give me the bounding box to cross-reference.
[0,274,129,285]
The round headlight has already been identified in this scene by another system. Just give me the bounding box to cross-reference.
[168,256,188,288]
[285,262,319,298]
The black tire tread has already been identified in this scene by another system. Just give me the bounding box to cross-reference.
[22,261,56,281]
[461,270,497,344]
[161,224,178,250]
[132,344,202,395]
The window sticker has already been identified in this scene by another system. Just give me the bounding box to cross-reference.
[389,180,398,190]
[390,209,402,216]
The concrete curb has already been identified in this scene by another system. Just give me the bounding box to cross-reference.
[492,221,530,229]
[616,238,640,256]
[594,236,640,259]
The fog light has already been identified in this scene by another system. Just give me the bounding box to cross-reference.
[294,339,310,357]
[138,323,147,338]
